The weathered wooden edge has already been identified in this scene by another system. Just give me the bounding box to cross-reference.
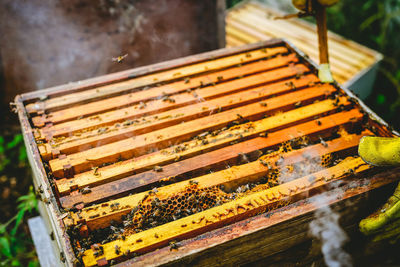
[14,95,74,266]
[18,39,285,103]
[115,167,400,267]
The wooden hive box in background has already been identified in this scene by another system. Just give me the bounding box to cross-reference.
[226,0,383,99]
[16,39,399,266]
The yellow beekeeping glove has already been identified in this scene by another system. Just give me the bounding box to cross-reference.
[358,136,400,239]
[359,136,400,167]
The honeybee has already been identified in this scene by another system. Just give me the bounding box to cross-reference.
[114,245,121,255]
[169,241,180,251]
[112,54,128,63]
[189,180,198,185]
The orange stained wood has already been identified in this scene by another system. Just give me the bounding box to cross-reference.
[32,54,299,127]
[81,156,371,266]
[26,46,288,115]
[40,74,319,159]
[35,63,309,139]
[49,91,346,178]
[56,108,364,200]
[63,131,367,231]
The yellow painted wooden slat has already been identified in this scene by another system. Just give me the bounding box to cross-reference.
[81,157,370,266]
[44,72,316,160]
[63,131,365,232]
[49,89,344,178]
[56,107,362,199]
[54,95,350,196]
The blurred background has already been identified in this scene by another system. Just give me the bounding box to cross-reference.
[0,0,399,265]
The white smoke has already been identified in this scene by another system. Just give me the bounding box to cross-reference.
[278,151,326,184]
[274,144,353,267]
[308,189,353,267]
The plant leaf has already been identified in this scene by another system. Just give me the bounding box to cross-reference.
[0,237,12,258]
[11,259,20,266]
[0,224,6,235]
[6,134,23,150]
[377,94,386,105]
[11,210,25,236]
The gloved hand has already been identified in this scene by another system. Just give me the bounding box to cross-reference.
[358,136,400,241]
[292,0,339,11]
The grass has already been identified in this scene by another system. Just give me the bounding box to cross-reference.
[0,133,39,266]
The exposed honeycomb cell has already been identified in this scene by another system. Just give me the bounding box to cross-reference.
[124,184,232,233]
[321,153,333,168]
[282,141,293,153]
[268,168,280,182]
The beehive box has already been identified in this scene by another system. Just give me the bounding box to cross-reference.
[226,0,383,99]
[16,39,400,266]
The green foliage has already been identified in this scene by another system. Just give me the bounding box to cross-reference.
[0,187,38,267]
[0,134,27,172]
[0,133,38,266]
[325,0,400,130]
[227,0,244,8]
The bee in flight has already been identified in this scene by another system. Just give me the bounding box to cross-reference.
[112,53,128,63]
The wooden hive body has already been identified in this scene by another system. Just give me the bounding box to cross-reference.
[16,39,399,266]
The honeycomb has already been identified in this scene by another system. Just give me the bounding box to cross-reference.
[255,137,335,188]
[321,153,333,168]
[124,184,230,234]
